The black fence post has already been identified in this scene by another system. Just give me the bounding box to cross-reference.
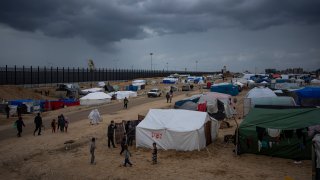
[5,65,8,84]
[56,67,59,84]
[62,67,65,83]
[77,67,79,83]
[51,67,53,85]
[44,66,46,85]
[30,66,33,85]
[14,65,17,85]
[67,67,70,83]
[23,65,25,84]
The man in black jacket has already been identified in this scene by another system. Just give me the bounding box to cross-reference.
[33,113,43,136]
[107,120,117,148]
[15,116,25,137]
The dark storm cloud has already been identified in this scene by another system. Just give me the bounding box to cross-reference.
[0,0,319,46]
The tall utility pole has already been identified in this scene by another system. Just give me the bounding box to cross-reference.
[150,53,153,70]
[196,60,198,72]
[166,62,168,71]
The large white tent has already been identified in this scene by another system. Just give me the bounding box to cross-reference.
[107,91,137,100]
[80,92,111,105]
[245,87,277,99]
[136,109,219,151]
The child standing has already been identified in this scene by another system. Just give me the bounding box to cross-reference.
[64,117,69,133]
[152,142,158,164]
[123,145,132,167]
[90,137,96,165]
[51,119,56,133]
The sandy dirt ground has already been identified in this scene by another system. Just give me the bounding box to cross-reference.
[0,82,312,180]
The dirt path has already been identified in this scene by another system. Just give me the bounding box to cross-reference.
[0,91,187,142]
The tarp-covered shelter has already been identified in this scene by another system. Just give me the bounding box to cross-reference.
[243,97,296,116]
[136,109,219,151]
[80,92,111,105]
[294,87,320,106]
[245,87,276,99]
[108,91,137,100]
[163,78,178,84]
[210,83,239,96]
[238,108,320,159]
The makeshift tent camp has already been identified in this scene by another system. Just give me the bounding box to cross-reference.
[238,108,320,159]
[80,92,111,105]
[243,97,296,116]
[210,83,239,96]
[245,87,276,99]
[294,87,320,106]
[136,109,219,151]
[88,109,102,124]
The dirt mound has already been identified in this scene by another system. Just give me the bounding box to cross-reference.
[0,85,56,100]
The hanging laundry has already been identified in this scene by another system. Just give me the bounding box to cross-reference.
[267,128,281,138]
[308,125,320,137]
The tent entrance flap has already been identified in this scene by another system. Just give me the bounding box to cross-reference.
[205,121,212,146]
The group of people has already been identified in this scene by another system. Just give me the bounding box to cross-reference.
[51,114,69,133]
[90,121,158,166]
[14,113,69,137]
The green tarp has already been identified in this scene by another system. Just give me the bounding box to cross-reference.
[238,108,320,159]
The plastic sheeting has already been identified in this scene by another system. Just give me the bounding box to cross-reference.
[136,109,219,151]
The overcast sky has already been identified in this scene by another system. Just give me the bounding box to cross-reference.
[0,0,319,72]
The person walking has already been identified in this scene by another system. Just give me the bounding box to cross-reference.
[15,116,25,137]
[33,113,42,136]
[120,133,127,155]
[58,114,65,132]
[5,104,10,119]
[90,137,96,165]
[123,145,132,167]
[169,92,173,103]
[51,119,57,133]
[123,97,129,109]
[152,142,158,164]
[107,120,117,148]
[166,92,170,103]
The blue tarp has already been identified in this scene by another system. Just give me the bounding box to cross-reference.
[9,99,33,106]
[174,97,200,108]
[210,84,239,96]
[294,87,320,106]
[125,85,139,91]
[295,87,320,98]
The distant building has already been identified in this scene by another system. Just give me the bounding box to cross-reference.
[282,68,303,74]
[265,69,276,74]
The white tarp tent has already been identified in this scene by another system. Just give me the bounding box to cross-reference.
[136,109,219,151]
[88,109,102,124]
[245,87,277,99]
[107,91,138,100]
[243,96,296,116]
[82,88,104,93]
[80,92,111,105]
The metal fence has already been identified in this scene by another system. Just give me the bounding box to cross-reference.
[0,65,214,85]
